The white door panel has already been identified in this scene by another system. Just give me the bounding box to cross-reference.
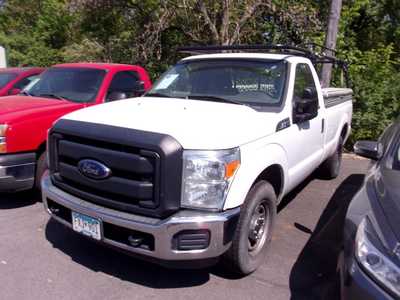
[286,63,325,189]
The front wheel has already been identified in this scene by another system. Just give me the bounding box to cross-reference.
[221,180,277,275]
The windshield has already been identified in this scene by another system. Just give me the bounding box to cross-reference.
[0,73,17,88]
[146,59,286,108]
[28,67,106,103]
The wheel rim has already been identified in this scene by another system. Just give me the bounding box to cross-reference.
[248,201,270,256]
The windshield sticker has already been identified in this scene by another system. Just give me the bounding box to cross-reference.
[156,74,179,89]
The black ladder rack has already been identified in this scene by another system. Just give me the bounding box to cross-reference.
[177,44,350,87]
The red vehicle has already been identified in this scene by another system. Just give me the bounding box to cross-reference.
[0,63,152,192]
[0,67,44,96]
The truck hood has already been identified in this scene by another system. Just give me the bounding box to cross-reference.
[61,97,280,149]
[0,96,82,123]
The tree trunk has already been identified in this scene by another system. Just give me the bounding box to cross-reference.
[321,0,343,88]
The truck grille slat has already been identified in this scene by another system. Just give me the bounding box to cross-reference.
[58,162,154,200]
[58,140,154,175]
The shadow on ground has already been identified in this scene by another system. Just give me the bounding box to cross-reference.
[289,174,365,300]
[43,172,361,291]
[43,172,318,289]
[0,191,39,209]
[278,173,315,213]
[45,217,216,289]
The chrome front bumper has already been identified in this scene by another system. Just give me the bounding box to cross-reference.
[0,153,36,192]
[42,174,240,263]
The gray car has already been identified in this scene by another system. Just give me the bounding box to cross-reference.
[339,116,400,299]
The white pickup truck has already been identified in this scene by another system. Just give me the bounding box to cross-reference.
[42,46,353,275]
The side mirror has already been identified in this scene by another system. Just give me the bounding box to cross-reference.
[132,81,146,96]
[107,91,128,102]
[293,88,318,123]
[354,140,383,160]
[8,88,21,95]
[303,87,317,100]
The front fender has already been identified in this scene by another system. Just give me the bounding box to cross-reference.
[223,141,289,210]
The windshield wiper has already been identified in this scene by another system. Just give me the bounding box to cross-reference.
[144,92,172,98]
[187,95,247,106]
[38,93,68,101]
[145,92,250,107]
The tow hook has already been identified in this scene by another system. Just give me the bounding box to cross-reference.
[128,235,143,247]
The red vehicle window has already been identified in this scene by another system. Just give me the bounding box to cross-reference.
[106,71,141,101]
[14,74,40,90]
[0,73,18,88]
[28,67,106,103]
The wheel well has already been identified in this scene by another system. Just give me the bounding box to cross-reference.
[341,124,349,139]
[254,164,284,199]
[36,142,46,159]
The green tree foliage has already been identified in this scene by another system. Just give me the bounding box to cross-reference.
[0,0,76,66]
[0,0,398,142]
[349,46,400,142]
[336,0,400,143]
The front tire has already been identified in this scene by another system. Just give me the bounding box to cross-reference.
[222,180,277,275]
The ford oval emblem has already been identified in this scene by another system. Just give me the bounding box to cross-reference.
[78,159,111,180]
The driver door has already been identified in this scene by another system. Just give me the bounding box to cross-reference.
[287,63,324,187]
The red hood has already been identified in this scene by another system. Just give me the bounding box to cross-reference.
[0,95,84,123]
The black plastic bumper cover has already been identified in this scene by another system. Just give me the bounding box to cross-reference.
[0,152,36,192]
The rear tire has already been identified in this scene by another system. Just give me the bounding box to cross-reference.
[319,136,343,179]
[221,180,277,275]
[35,152,47,191]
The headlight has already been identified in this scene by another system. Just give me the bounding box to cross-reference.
[181,148,240,210]
[0,124,7,153]
[356,217,400,297]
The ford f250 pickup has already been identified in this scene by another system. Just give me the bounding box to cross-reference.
[42,45,353,275]
[0,63,151,192]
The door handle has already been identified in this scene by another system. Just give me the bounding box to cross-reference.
[321,119,325,133]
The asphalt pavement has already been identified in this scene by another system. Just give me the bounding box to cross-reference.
[0,155,369,300]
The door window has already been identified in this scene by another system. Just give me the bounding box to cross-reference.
[293,64,318,103]
[292,64,319,122]
[106,71,141,101]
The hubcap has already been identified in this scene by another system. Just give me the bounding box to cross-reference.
[248,202,270,255]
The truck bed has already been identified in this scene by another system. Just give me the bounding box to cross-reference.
[322,88,353,108]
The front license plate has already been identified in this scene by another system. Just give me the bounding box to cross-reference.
[72,212,102,241]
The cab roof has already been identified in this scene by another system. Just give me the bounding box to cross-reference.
[0,67,44,74]
[53,62,139,71]
[181,53,290,62]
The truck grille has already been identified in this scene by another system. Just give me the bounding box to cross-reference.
[48,119,183,218]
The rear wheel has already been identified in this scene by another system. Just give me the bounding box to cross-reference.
[319,136,343,179]
[221,180,277,275]
[35,152,47,191]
